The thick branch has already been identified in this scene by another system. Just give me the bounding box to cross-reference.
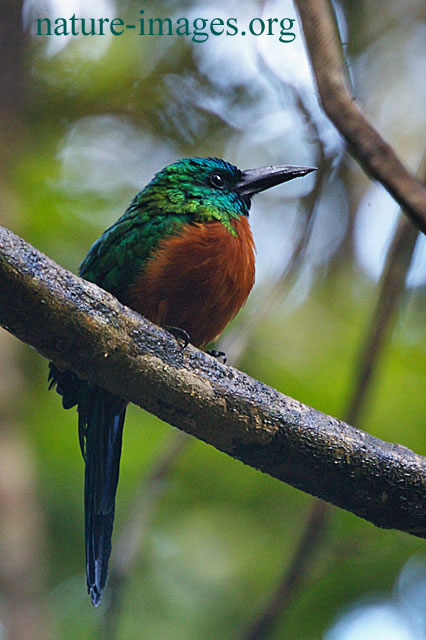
[1,225,426,538]
[295,0,426,234]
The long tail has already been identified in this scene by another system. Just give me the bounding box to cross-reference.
[48,364,126,607]
[81,390,126,607]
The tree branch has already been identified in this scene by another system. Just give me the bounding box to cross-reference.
[1,224,426,538]
[294,0,426,234]
[243,179,423,639]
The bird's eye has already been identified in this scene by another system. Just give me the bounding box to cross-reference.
[209,173,225,189]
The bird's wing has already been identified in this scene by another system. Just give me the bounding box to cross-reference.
[79,206,187,302]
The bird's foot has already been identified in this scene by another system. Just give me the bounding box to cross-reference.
[206,350,227,364]
[165,326,190,350]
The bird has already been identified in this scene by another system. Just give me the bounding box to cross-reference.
[48,156,315,607]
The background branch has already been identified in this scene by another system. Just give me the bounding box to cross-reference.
[1,225,426,539]
[243,153,425,639]
[294,0,426,234]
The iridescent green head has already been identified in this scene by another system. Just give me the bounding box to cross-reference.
[136,157,315,230]
[79,157,315,300]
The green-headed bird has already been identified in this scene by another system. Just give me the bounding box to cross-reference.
[48,157,315,606]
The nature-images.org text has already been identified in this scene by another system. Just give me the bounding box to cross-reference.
[35,10,297,43]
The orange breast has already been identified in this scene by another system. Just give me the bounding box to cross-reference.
[128,217,255,348]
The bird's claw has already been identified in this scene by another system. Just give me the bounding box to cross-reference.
[206,350,227,364]
[165,326,190,350]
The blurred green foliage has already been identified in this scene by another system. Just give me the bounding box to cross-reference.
[0,0,425,638]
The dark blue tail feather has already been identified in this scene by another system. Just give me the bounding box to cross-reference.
[49,362,126,607]
[81,390,126,607]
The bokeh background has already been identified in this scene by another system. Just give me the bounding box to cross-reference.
[0,0,425,638]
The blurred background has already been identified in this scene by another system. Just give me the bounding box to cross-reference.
[0,0,425,638]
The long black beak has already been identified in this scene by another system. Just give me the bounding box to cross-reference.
[236,165,316,197]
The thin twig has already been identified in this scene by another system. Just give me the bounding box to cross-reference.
[294,0,426,233]
[345,219,422,426]
[346,151,425,426]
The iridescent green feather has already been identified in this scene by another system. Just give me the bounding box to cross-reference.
[79,210,187,299]
[79,157,249,299]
